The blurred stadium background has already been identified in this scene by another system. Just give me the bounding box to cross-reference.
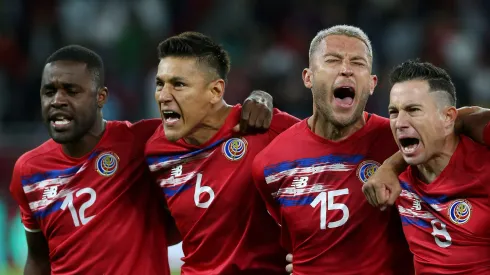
[1,0,489,274]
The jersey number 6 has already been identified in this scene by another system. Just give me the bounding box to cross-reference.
[194,173,215,208]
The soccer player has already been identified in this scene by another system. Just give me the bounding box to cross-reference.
[145,32,300,275]
[368,60,490,274]
[252,25,416,274]
[9,45,275,274]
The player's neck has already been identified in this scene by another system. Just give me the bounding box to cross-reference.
[183,103,232,146]
[308,112,366,141]
[62,118,106,158]
[416,134,460,183]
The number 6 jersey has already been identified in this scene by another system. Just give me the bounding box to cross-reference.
[397,135,490,275]
[9,120,171,275]
[252,113,414,275]
[145,105,300,275]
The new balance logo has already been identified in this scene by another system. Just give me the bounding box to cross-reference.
[171,165,183,177]
[292,177,309,188]
[412,199,422,211]
[42,186,58,200]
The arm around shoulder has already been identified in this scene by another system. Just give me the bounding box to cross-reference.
[456,106,490,146]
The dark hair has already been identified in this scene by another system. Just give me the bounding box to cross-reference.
[46,45,105,89]
[390,59,456,106]
[157,32,231,81]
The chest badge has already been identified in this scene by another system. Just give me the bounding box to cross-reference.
[222,138,248,161]
[356,160,380,184]
[448,199,472,225]
[95,152,120,177]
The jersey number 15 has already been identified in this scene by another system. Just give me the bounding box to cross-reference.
[310,189,349,229]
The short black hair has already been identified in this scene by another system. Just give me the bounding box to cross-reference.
[390,59,456,106]
[46,45,105,89]
[157,32,231,81]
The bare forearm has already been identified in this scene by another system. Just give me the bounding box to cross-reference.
[456,106,490,145]
[382,151,408,175]
[24,256,51,275]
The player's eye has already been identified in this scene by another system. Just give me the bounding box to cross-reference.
[44,89,55,96]
[156,80,163,88]
[325,59,340,64]
[174,82,186,88]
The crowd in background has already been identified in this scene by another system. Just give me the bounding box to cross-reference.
[1,0,490,272]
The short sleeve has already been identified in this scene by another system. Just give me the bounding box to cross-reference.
[9,158,41,232]
[268,109,300,140]
[251,154,282,225]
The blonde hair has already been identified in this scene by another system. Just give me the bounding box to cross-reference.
[309,25,373,62]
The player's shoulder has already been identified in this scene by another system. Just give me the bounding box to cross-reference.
[105,119,160,145]
[367,113,391,133]
[459,135,490,169]
[255,119,305,163]
[268,108,300,134]
[14,139,59,170]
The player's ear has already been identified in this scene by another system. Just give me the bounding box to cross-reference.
[444,106,458,133]
[209,79,225,104]
[97,87,108,108]
[369,75,378,95]
[303,68,313,89]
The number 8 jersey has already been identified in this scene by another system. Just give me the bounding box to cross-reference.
[397,135,490,275]
[252,113,414,275]
[9,120,171,275]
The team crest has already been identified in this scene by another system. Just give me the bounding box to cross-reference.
[222,138,247,161]
[448,199,472,225]
[356,160,380,184]
[95,152,119,177]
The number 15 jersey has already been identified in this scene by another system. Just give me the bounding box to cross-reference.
[252,114,414,275]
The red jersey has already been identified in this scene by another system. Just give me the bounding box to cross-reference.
[252,113,414,275]
[145,105,299,275]
[10,120,170,275]
[397,135,490,274]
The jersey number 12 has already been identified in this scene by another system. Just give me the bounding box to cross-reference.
[310,188,349,229]
[60,188,97,227]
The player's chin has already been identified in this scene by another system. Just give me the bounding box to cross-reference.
[163,128,185,142]
[49,131,78,144]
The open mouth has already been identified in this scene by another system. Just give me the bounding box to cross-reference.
[162,110,181,125]
[399,138,420,154]
[333,87,355,107]
[49,115,73,130]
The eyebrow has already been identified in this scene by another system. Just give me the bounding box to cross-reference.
[42,82,78,90]
[323,53,368,63]
[156,76,187,83]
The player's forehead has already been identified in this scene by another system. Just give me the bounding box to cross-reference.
[156,57,205,81]
[390,80,433,107]
[320,35,370,59]
[42,61,92,86]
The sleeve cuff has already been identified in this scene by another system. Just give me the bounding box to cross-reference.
[24,226,41,233]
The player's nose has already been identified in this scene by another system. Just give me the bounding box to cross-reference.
[51,90,69,108]
[340,60,354,77]
[156,87,173,103]
[395,111,410,129]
